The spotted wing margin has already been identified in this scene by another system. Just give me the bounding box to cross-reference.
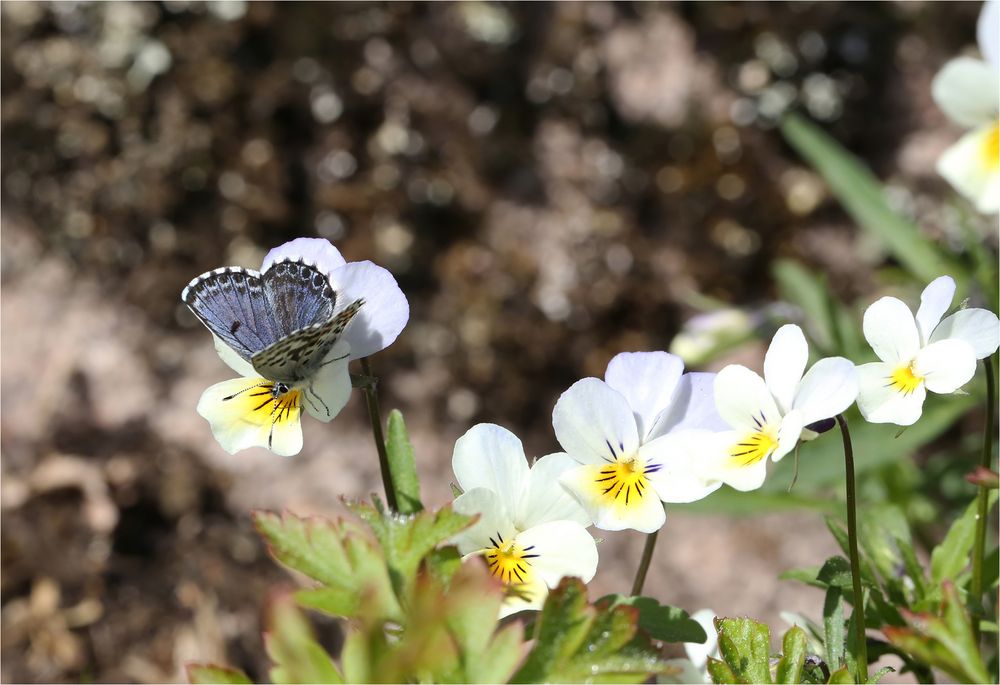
[181,267,283,361]
[251,299,365,383]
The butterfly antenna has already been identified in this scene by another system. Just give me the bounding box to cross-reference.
[222,381,270,401]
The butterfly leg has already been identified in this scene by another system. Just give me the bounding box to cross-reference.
[306,383,331,418]
[316,351,350,368]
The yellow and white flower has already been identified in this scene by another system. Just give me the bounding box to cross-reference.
[701,325,858,492]
[450,423,598,617]
[857,276,999,426]
[552,352,728,534]
[931,0,1000,213]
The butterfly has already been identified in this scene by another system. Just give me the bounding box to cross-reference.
[182,257,364,418]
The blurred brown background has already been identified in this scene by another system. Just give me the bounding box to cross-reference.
[0,2,988,682]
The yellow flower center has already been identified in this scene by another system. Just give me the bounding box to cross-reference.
[222,381,302,448]
[730,428,779,467]
[593,457,652,507]
[982,122,1000,170]
[889,363,924,395]
[484,533,537,586]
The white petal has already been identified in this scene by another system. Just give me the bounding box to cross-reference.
[213,333,257,377]
[913,339,978,394]
[261,237,347,274]
[713,365,782,432]
[452,424,530,515]
[559,464,666,533]
[930,308,1000,359]
[516,453,593,530]
[937,124,1000,213]
[452,488,518,555]
[771,409,805,463]
[931,57,1000,127]
[640,432,723,504]
[327,261,409,360]
[552,378,640,466]
[697,430,770,492]
[915,276,957,345]
[856,362,927,426]
[979,0,1000,72]
[685,609,720,669]
[497,577,549,618]
[515,520,599,587]
[303,340,352,422]
[604,351,684,440]
[649,372,729,438]
[197,377,303,456]
[862,296,920,365]
[763,324,808,414]
[791,357,859,427]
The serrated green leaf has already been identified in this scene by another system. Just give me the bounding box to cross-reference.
[775,625,808,684]
[186,664,253,685]
[823,588,845,671]
[715,617,773,685]
[266,594,343,684]
[253,510,401,621]
[385,409,423,515]
[827,666,854,684]
[348,500,474,603]
[598,595,707,643]
[780,113,961,287]
[930,491,998,587]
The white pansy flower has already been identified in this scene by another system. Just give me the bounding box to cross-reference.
[192,238,409,456]
[553,352,728,534]
[857,276,999,426]
[701,325,858,492]
[451,423,598,618]
[931,0,1000,213]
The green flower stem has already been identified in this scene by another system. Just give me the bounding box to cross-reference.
[836,413,868,683]
[360,357,398,512]
[970,355,996,643]
[630,528,660,596]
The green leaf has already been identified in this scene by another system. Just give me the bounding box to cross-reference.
[827,666,854,684]
[512,578,674,683]
[186,664,253,685]
[266,594,343,684]
[384,410,423,514]
[930,491,998,587]
[780,113,961,287]
[775,625,808,684]
[714,617,773,685]
[817,556,855,590]
[867,666,895,684]
[348,500,474,603]
[773,260,839,354]
[253,510,401,621]
[823,587,845,670]
[599,595,708,643]
[707,656,740,684]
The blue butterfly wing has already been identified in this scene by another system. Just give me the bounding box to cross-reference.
[261,259,337,337]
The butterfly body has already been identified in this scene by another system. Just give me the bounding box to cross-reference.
[182,258,363,385]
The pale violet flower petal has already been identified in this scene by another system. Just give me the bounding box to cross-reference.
[763,324,808,414]
[553,378,641,466]
[452,487,518,555]
[517,453,593,529]
[649,372,729,438]
[559,464,666,533]
[979,0,1000,72]
[856,362,927,426]
[714,365,782,432]
[452,423,530,515]
[604,351,684,440]
[328,260,410,360]
[514,520,599,587]
[932,57,1000,127]
[302,340,351,422]
[197,376,303,456]
[930,307,1000,359]
[915,276,957,345]
[936,124,1000,214]
[771,409,805,463]
[913,339,978,394]
[640,432,723,504]
[213,332,256,377]
[261,237,347,274]
[862,296,921,365]
[791,357,859,427]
